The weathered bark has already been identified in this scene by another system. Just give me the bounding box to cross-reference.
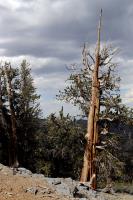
[5,65,18,167]
[0,72,5,128]
[80,10,102,189]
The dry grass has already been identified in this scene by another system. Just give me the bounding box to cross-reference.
[0,168,68,200]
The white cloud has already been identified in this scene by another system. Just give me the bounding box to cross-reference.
[122,89,133,105]
[39,98,80,117]
[0,0,22,10]
[34,73,67,90]
[0,0,91,29]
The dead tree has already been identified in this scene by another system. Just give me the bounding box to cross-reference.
[4,63,19,167]
[0,68,5,128]
[80,10,102,189]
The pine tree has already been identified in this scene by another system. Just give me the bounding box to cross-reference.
[0,68,6,130]
[0,60,41,169]
[17,60,41,168]
[35,107,85,178]
[2,63,19,167]
[0,67,9,164]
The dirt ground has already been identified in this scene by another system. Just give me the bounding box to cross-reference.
[0,166,68,200]
[101,193,133,200]
[0,164,132,200]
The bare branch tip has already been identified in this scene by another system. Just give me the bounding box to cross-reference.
[101,9,103,16]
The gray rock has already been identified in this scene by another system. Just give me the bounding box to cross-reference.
[74,183,97,199]
[72,198,88,200]
[43,178,107,199]
[39,187,52,194]
[25,186,52,195]
[44,177,76,197]
[25,187,38,195]
[0,163,3,170]
[32,173,44,179]
[78,199,88,200]
[53,180,61,185]
[17,167,32,176]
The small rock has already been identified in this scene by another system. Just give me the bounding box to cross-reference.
[25,186,52,196]
[17,167,32,176]
[25,187,38,195]
[5,192,13,196]
[40,188,52,194]
[53,180,61,185]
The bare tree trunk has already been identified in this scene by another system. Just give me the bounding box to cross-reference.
[80,10,102,189]
[5,65,19,167]
[0,72,5,127]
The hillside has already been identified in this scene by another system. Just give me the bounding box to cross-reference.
[0,164,68,200]
[0,163,132,200]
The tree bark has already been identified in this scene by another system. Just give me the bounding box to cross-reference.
[80,10,102,189]
[0,73,5,128]
[5,65,18,167]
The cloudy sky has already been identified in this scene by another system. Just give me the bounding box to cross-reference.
[0,0,133,116]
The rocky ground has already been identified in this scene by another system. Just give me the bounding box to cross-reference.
[0,163,132,200]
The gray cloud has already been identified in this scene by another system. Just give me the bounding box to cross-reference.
[0,0,133,115]
[0,0,133,59]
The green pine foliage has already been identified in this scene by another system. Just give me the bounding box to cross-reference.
[16,60,41,168]
[0,60,41,167]
[34,107,85,179]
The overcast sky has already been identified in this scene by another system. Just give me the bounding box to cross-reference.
[0,0,133,117]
